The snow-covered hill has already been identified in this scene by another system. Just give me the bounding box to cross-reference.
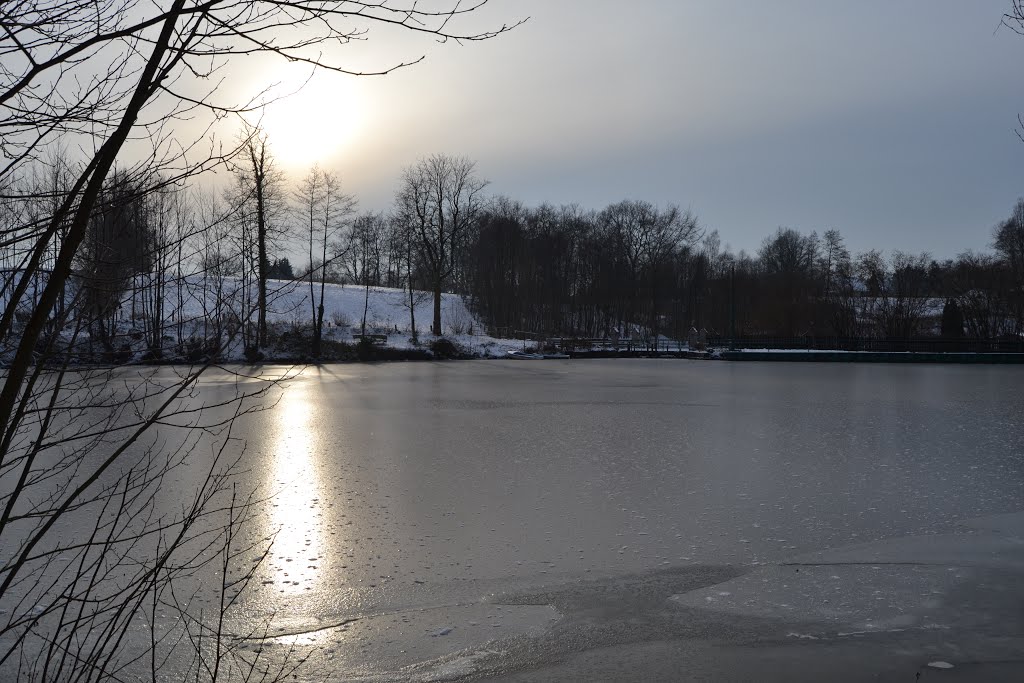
[254,278,521,357]
[1,272,524,362]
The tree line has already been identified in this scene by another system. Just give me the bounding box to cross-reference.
[5,148,1023,366]
[227,149,1024,347]
[462,205,1024,344]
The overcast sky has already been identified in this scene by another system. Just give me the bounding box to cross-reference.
[236,0,1024,259]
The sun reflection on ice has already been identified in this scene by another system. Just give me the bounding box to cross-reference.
[268,379,325,595]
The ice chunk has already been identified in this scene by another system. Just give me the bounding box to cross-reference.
[926,661,954,669]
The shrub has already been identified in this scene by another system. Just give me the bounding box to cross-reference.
[446,308,473,335]
[355,336,377,361]
[428,337,459,359]
[181,336,215,362]
[331,310,350,328]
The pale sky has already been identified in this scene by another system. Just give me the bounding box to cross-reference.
[230,0,1024,258]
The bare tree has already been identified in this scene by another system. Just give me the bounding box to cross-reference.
[993,198,1024,333]
[397,155,488,336]
[387,212,430,342]
[75,171,153,358]
[295,165,355,357]
[194,187,240,357]
[755,227,820,335]
[598,199,700,343]
[857,250,932,337]
[226,125,289,354]
[345,212,388,336]
[948,251,1014,339]
[1004,4,1024,141]
[818,229,850,302]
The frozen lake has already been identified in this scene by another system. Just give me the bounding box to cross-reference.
[15,359,1022,681]
[201,359,1023,681]
[237,359,1023,580]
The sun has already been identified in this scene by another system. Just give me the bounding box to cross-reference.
[250,64,364,170]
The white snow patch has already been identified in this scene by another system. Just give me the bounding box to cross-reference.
[9,273,528,361]
[415,649,500,682]
[787,632,820,640]
[927,661,954,670]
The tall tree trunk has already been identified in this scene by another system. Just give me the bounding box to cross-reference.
[308,201,318,359]
[432,280,442,336]
[315,212,329,359]
[409,285,417,342]
[256,188,268,350]
[362,282,370,336]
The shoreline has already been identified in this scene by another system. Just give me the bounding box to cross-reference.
[7,348,1024,369]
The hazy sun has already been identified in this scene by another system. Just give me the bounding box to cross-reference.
[250,64,364,170]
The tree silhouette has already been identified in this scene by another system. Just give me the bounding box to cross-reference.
[397,154,487,336]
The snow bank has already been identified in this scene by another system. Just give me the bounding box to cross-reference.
[2,271,525,361]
